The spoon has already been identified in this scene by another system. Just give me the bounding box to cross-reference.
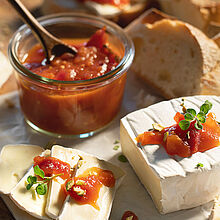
[7,0,77,64]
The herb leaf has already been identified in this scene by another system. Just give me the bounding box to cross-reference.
[34,165,45,179]
[200,100,212,114]
[113,145,120,151]
[179,120,190,130]
[184,113,194,121]
[26,184,33,190]
[195,163,204,169]
[186,108,196,117]
[118,155,128,163]
[114,140,119,144]
[27,175,37,184]
[179,100,212,131]
[194,120,203,130]
[36,183,47,195]
[197,112,206,123]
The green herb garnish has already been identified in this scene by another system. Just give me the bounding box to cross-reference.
[66,179,75,191]
[179,100,212,130]
[114,140,120,144]
[118,154,128,163]
[195,163,204,169]
[113,145,120,150]
[36,183,48,195]
[34,165,45,179]
[26,165,63,195]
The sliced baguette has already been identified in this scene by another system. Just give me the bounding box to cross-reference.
[125,9,220,99]
[156,0,220,31]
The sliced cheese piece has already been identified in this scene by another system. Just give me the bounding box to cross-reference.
[0,51,13,88]
[10,150,51,220]
[85,1,121,18]
[120,95,220,214]
[0,144,44,194]
[58,147,125,220]
[45,145,80,219]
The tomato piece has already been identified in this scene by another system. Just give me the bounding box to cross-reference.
[137,111,220,157]
[34,156,71,179]
[97,169,115,187]
[165,134,191,157]
[199,113,220,152]
[174,112,185,123]
[86,27,107,49]
[67,175,102,210]
[78,0,129,7]
[65,167,115,209]
[121,211,138,220]
[136,131,164,146]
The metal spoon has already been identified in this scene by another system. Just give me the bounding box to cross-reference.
[7,0,77,64]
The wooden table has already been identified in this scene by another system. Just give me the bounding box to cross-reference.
[0,1,43,219]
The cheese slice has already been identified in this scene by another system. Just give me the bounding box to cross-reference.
[45,145,80,219]
[0,51,13,88]
[10,150,51,220]
[85,1,121,18]
[120,95,220,214]
[58,146,125,220]
[0,144,44,194]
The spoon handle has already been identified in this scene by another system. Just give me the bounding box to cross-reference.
[7,0,60,62]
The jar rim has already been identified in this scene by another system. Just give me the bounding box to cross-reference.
[8,12,134,86]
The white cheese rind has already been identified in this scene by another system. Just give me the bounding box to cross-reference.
[210,196,220,220]
[58,147,125,220]
[120,95,220,214]
[45,145,80,219]
[9,150,51,220]
[0,144,44,194]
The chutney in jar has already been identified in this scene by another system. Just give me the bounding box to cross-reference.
[18,28,126,136]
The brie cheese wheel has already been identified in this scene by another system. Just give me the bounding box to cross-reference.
[58,146,125,220]
[120,95,220,214]
[10,150,51,220]
[45,145,80,219]
[0,144,44,194]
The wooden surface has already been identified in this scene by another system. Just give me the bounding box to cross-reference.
[0,1,43,219]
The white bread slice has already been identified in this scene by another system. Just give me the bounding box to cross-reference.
[125,9,220,99]
[156,0,220,31]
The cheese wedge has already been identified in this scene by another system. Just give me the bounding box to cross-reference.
[45,145,80,219]
[0,144,44,194]
[10,150,51,220]
[120,95,220,214]
[58,146,125,220]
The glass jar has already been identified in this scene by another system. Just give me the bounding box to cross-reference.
[8,13,134,138]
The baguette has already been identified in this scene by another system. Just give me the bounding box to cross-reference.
[125,9,220,99]
[156,0,220,32]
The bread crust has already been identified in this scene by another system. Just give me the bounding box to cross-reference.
[157,0,220,32]
[126,9,220,99]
